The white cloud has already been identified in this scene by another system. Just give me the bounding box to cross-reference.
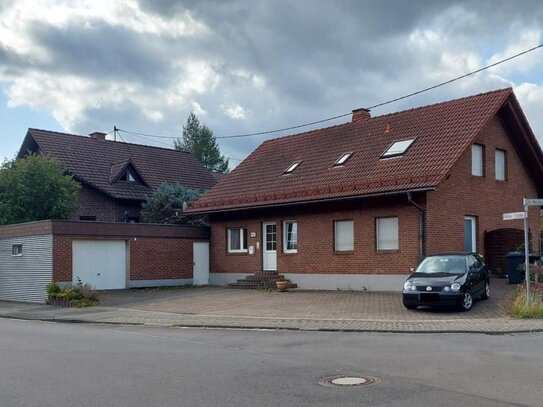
[221,103,247,120]
[487,29,542,75]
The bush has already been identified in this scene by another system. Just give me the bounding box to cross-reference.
[508,285,543,318]
[46,281,61,295]
[48,279,99,307]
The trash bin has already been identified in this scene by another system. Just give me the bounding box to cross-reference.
[505,252,542,284]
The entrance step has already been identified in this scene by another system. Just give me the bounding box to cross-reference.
[227,272,297,289]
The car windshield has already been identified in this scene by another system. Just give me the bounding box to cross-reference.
[415,255,467,275]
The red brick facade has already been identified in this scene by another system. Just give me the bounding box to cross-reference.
[73,185,143,222]
[208,118,540,279]
[130,238,194,280]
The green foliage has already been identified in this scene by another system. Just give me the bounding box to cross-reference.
[48,278,99,307]
[0,154,80,225]
[508,285,543,318]
[140,183,202,224]
[174,113,229,173]
[46,281,61,295]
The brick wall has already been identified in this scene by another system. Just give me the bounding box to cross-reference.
[73,185,143,222]
[209,197,421,276]
[130,238,194,280]
[426,116,540,255]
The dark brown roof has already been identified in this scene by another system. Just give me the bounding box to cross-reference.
[187,88,543,213]
[19,129,217,201]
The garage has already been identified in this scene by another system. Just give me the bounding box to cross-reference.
[0,235,52,303]
[72,240,127,290]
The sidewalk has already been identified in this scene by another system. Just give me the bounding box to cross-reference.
[1,279,542,333]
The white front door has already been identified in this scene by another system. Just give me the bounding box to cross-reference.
[72,240,127,289]
[193,242,210,285]
[263,222,277,271]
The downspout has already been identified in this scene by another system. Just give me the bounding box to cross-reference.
[407,191,425,261]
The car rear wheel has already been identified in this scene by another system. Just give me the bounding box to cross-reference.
[403,301,418,310]
[481,282,490,300]
[460,292,473,311]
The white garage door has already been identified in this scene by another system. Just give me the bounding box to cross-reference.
[72,240,127,290]
[0,235,52,304]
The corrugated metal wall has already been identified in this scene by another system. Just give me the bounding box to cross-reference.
[0,234,53,303]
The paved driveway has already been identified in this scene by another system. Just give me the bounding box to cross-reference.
[99,276,515,321]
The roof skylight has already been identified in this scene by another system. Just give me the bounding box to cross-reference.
[284,161,301,174]
[381,138,415,158]
[334,152,353,166]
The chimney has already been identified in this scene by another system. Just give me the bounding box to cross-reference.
[89,132,106,140]
[351,107,371,123]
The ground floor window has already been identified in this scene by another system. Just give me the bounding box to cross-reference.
[464,216,477,252]
[11,244,23,256]
[334,220,354,252]
[376,217,399,250]
[227,228,248,253]
[283,220,298,253]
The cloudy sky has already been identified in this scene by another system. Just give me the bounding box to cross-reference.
[1,0,542,165]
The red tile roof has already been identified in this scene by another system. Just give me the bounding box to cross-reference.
[19,129,217,200]
[188,88,534,213]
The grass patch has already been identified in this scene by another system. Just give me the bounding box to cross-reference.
[507,285,543,318]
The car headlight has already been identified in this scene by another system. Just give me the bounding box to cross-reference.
[443,286,450,292]
[404,281,412,290]
[450,283,461,292]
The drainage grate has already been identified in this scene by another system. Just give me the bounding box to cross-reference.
[318,375,380,388]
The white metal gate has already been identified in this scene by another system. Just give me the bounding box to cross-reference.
[193,242,209,285]
[72,240,127,289]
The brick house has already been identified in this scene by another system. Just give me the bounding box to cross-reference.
[186,88,543,290]
[17,129,217,222]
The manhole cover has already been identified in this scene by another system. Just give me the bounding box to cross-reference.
[319,375,380,388]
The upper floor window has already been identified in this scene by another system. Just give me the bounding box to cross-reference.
[120,169,137,182]
[283,221,298,253]
[227,228,248,253]
[381,138,415,158]
[495,149,506,181]
[471,144,484,176]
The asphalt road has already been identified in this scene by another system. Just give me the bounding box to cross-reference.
[1,319,542,407]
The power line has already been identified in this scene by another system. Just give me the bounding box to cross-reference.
[116,42,543,141]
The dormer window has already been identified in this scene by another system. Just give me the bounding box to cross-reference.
[284,161,301,174]
[334,152,353,166]
[120,169,137,182]
[381,138,415,158]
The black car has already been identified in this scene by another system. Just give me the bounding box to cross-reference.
[402,253,490,311]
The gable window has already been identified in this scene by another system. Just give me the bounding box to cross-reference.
[120,169,137,182]
[12,244,23,256]
[284,161,301,174]
[376,217,399,250]
[227,228,248,253]
[334,152,353,166]
[495,149,506,181]
[283,221,298,253]
[471,144,484,176]
[334,220,354,252]
[381,138,415,158]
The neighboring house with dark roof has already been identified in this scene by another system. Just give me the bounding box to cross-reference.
[186,88,543,290]
[18,130,217,222]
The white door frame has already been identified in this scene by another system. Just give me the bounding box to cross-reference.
[262,222,277,271]
[193,242,209,285]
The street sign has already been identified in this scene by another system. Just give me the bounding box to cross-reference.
[524,198,543,206]
[503,212,525,220]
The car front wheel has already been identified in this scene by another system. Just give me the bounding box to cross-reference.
[460,292,473,311]
[481,282,490,300]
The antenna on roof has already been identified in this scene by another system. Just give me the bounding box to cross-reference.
[114,125,118,141]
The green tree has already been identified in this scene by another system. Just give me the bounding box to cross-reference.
[175,113,229,173]
[140,183,202,224]
[0,154,80,225]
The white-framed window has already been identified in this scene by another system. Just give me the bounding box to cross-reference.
[12,244,23,256]
[283,221,298,253]
[334,220,354,252]
[495,149,506,181]
[381,138,415,158]
[464,216,477,252]
[471,144,484,176]
[334,152,353,166]
[376,217,399,250]
[227,228,248,253]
